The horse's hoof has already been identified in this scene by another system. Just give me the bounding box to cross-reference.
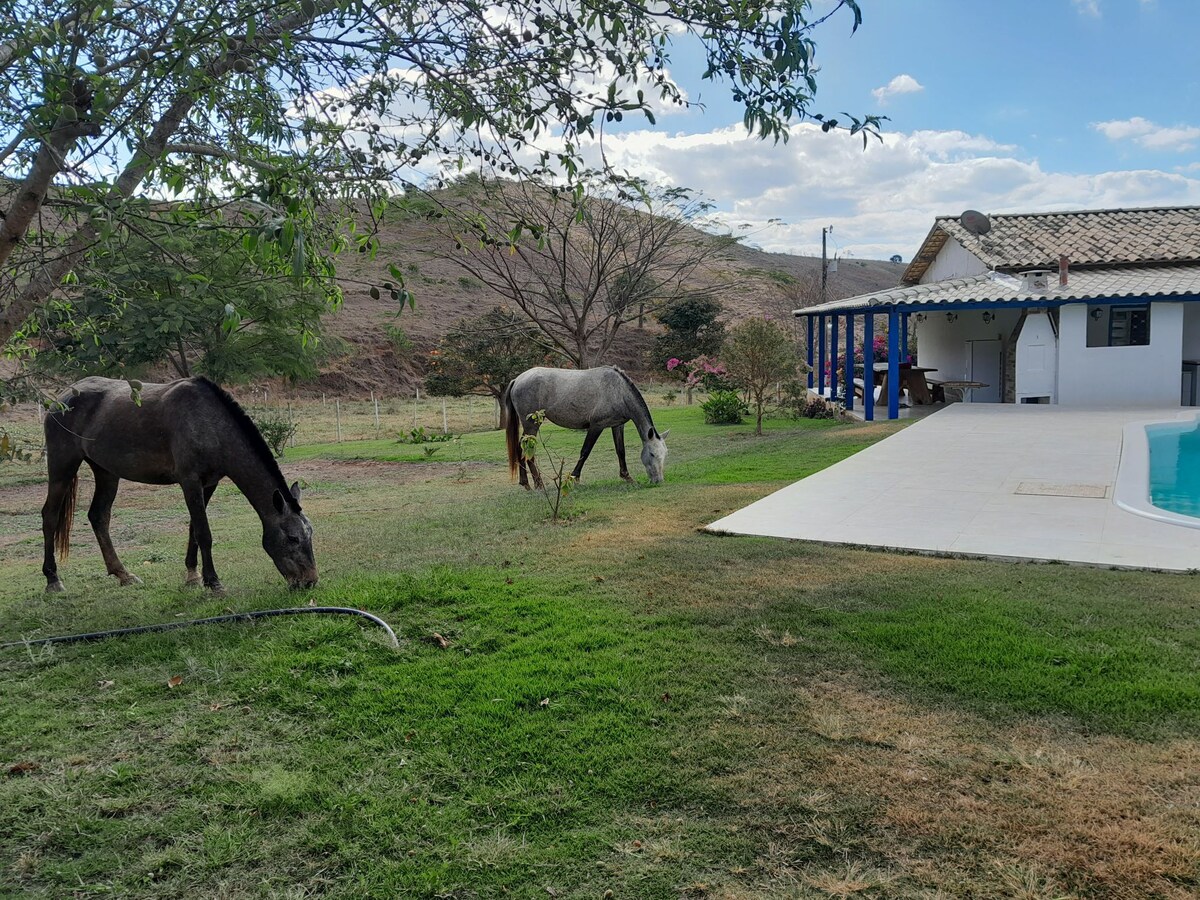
[118,573,143,586]
[206,582,227,597]
[45,580,65,594]
[184,570,202,587]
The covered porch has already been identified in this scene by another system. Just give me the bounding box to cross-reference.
[795,267,1200,421]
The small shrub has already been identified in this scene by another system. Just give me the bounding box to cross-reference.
[397,426,455,444]
[662,389,679,406]
[253,413,297,457]
[385,323,414,361]
[701,390,748,425]
[803,397,837,420]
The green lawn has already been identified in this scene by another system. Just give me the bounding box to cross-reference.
[2,405,1197,898]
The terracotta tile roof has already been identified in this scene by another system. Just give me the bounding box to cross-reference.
[902,206,1200,284]
[795,264,1200,316]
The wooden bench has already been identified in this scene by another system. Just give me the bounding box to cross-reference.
[924,378,946,404]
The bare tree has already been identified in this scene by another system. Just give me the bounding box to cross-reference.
[0,0,881,354]
[441,177,734,368]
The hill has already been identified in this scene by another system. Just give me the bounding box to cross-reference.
[318,206,904,395]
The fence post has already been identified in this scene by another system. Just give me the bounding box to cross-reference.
[372,391,380,437]
[335,399,342,442]
[442,398,448,434]
[288,401,295,447]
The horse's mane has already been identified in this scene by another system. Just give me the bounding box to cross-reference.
[609,366,657,433]
[194,377,298,508]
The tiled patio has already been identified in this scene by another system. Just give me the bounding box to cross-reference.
[705,404,1200,572]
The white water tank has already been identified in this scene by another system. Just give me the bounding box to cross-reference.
[1015,311,1058,403]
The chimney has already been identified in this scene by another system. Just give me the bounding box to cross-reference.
[1059,254,1069,287]
[1019,270,1050,293]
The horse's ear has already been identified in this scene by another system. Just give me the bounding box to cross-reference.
[660,429,670,440]
[648,427,657,440]
[272,489,286,514]
[290,481,302,501]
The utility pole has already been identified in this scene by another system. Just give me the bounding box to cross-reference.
[821,225,833,305]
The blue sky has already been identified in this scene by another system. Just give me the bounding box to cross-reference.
[579,0,1200,260]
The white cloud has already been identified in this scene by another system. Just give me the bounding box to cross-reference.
[1093,116,1200,152]
[871,74,924,104]
[1072,0,1101,17]
[552,122,1200,259]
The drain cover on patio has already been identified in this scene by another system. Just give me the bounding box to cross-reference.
[1015,482,1108,499]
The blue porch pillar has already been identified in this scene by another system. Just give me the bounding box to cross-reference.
[817,315,826,396]
[887,308,901,420]
[830,315,840,401]
[901,312,909,363]
[843,313,855,411]
[805,316,814,389]
[863,314,874,421]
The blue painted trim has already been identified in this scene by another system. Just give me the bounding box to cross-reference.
[794,294,1200,319]
[843,313,855,411]
[863,314,874,421]
[888,309,900,420]
[901,312,909,363]
[817,315,826,395]
[806,318,814,389]
[830,314,840,401]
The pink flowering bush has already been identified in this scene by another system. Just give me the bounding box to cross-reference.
[666,354,732,391]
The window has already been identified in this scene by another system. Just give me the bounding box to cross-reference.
[1086,305,1150,347]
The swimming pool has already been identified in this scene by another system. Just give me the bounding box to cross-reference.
[1114,414,1200,528]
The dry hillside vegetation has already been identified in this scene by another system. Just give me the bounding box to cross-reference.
[325,193,902,394]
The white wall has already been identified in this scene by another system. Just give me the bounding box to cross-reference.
[914,309,1021,383]
[921,238,989,283]
[1057,302,1184,406]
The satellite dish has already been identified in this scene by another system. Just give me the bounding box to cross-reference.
[960,209,992,235]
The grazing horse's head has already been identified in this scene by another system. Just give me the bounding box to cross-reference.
[262,481,318,589]
[641,428,670,484]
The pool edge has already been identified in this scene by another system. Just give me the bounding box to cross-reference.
[1113,411,1200,530]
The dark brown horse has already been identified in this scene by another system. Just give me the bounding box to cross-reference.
[41,376,317,594]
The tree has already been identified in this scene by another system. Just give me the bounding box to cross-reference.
[0,0,881,353]
[442,176,730,367]
[655,295,726,369]
[24,215,334,382]
[723,317,801,435]
[424,306,545,405]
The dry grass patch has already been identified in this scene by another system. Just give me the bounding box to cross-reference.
[726,674,1200,897]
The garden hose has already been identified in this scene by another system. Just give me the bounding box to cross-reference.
[0,606,400,651]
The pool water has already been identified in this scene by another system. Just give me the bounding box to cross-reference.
[1147,421,1200,518]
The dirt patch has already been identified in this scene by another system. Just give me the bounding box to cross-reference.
[282,458,489,485]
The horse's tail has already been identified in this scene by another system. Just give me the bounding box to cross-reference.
[502,381,520,481]
[54,471,78,561]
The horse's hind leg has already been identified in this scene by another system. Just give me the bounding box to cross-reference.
[41,457,82,593]
[86,463,141,586]
[184,483,218,586]
[612,425,634,483]
[520,418,544,490]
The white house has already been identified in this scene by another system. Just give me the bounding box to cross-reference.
[795,206,1200,420]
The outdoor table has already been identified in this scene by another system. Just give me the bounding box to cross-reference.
[873,364,938,405]
[937,380,989,403]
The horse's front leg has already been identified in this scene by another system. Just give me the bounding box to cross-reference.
[86,464,141,586]
[184,482,218,586]
[571,426,604,482]
[612,425,634,483]
[181,481,224,594]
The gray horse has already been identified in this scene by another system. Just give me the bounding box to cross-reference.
[503,366,669,488]
[41,376,317,594]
